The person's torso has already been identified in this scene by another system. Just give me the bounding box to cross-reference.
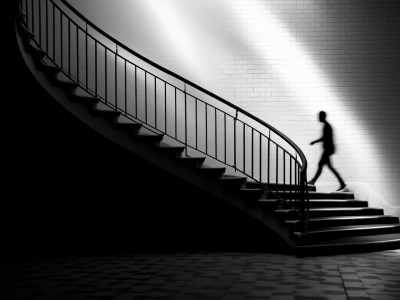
[323,123,335,153]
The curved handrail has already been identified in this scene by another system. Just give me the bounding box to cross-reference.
[57,0,307,174]
[18,0,309,231]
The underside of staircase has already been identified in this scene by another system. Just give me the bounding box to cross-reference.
[15,1,400,256]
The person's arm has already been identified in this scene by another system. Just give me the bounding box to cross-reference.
[310,137,323,145]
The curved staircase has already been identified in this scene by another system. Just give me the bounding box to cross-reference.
[15,0,400,255]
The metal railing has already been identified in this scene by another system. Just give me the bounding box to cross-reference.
[18,0,309,232]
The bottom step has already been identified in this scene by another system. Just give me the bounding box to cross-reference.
[296,233,400,256]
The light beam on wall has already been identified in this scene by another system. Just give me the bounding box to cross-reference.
[143,0,224,88]
[226,0,381,185]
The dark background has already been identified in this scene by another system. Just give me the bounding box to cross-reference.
[2,1,287,261]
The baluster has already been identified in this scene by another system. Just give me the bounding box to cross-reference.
[104,47,107,102]
[251,128,254,178]
[224,114,226,163]
[60,11,63,69]
[38,0,41,47]
[145,72,147,122]
[155,77,157,128]
[195,99,198,149]
[243,123,245,173]
[115,45,118,110]
[86,24,88,89]
[259,133,262,183]
[76,26,79,82]
[67,19,71,76]
[174,88,177,138]
[135,66,137,117]
[164,82,167,132]
[124,60,127,116]
[45,0,48,53]
[94,40,97,95]
[215,108,217,159]
[205,104,208,153]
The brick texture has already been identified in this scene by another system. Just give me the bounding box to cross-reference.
[70,0,400,215]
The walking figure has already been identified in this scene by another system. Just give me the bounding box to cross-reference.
[308,111,346,191]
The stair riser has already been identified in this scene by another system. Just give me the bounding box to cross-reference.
[277,193,355,200]
[113,123,142,134]
[297,239,400,256]
[156,147,185,158]
[176,158,205,168]
[307,201,368,208]
[219,179,247,190]
[196,169,225,178]
[247,183,316,192]
[305,217,399,231]
[297,209,384,219]
[50,78,79,90]
[90,110,121,121]
[132,136,163,146]
[241,190,266,201]
[299,226,400,242]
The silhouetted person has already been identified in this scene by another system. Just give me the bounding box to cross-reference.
[308,111,346,191]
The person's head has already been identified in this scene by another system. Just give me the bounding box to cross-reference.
[319,111,326,122]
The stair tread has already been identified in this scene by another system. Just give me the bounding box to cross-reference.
[287,215,398,224]
[278,207,380,213]
[157,145,185,151]
[309,215,397,221]
[135,133,163,138]
[219,175,247,180]
[308,199,365,202]
[304,224,400,234]
[297,233,400,248]
[178,157,206,161]
[115,121,142,127]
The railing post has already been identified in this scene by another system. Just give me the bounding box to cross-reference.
[299,171,308,234]
[184,83,187,155]
[233,110,238,171]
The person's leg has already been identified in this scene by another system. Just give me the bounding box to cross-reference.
[308,152,328,185]
[326,156,346,190]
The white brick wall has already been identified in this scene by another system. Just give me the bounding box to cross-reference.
[70,0,400,215]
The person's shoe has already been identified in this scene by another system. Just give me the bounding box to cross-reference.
[336,184,347,192]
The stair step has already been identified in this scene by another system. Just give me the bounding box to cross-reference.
[113,121,142,132]
[307,199,368,208]
[91,106,121,119]
[18,8,26,18]
[156,146,185,157]
[296,233,400,256]
[287,215,399,231]
[246,182,316,192]
[176,157,206,167]
[196,167,226,178]
[52,77,80,89]
[71,94,100,106]
[276,191,354,200]
[297,224,400,241]
[218,176,247,189]
[20,23,34,38]
[132,134,164,145]
[28,40,46,57]
[39,59,61,74]
[240,188,266,201]
[277,207,384,219]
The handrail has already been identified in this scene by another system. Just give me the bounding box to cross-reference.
[18,0,309,232]
[57,0,307,174]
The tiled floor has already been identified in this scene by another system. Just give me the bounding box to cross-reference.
[1,250,399,300]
